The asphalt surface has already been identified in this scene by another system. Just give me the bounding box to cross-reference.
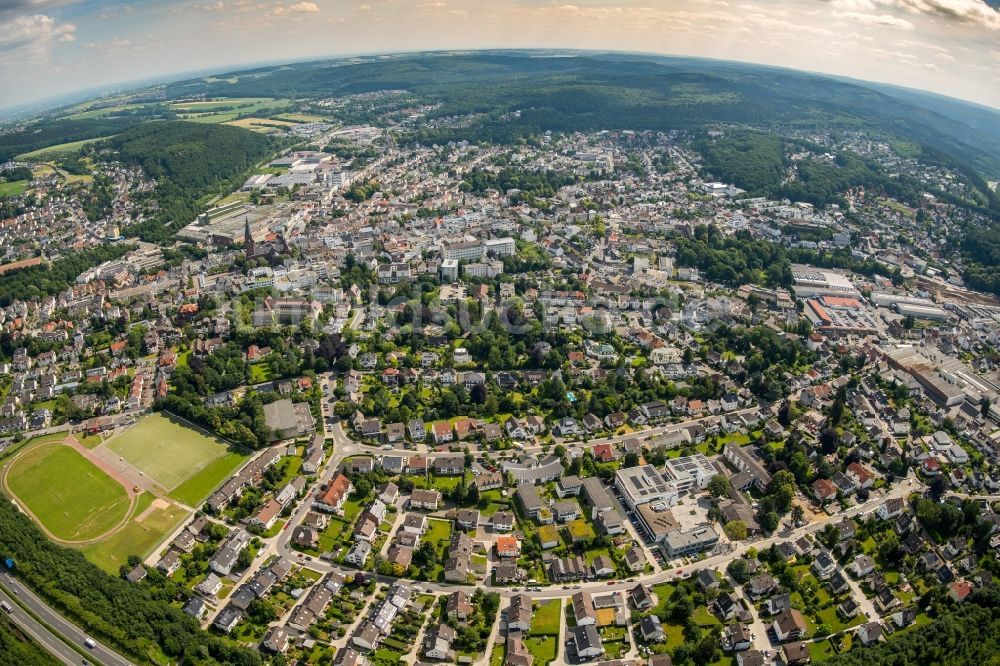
[0,585,80,666]
[0,573,132,666]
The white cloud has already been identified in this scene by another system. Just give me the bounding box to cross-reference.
[836,10,915,28]
[85,37,136,55]
[877,0,1000,29]
[268,2,320,17]
[0,13,75,63]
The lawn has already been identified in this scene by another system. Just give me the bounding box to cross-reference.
[530,600,562,636]
[224,117,298,133]
[79,495,190,573]
[653,583,676,610]
[274,112,329,123]
[692,606,721,627]
[663,623,685,649]
[106,413,243,492]
[0,180,27,197]
[423,518,453,552]
[372,648,402,665]
[170,450,248,507]
[78,433,105,449]
[808,639,838,661]
[816,605,863,633]
[6,443,131,541]
[250,363,273,382]
[525,636,557,665]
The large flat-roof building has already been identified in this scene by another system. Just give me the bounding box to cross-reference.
[723,444,771,490]
[791,265,859,299]
[615,465,678,510]
[663,525,720,559]
[663,454,716,494]
[263,399,316,441]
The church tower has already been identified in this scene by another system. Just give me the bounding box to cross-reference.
[244,216,255,259]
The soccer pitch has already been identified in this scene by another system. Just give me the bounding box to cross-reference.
[6,443,131,542]
[107,413,238,493]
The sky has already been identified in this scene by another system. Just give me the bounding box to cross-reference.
[1,0,999,110]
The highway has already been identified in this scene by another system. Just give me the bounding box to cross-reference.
[0,573,132,666]
[0,585,81,666]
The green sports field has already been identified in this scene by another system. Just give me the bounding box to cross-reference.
[79,494,190,573]
[106,413,246,500]
[6,443,131,541]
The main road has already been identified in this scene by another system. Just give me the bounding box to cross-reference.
[0,584,81,666]
[0,572,133,666]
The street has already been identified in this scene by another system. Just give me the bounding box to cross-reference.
[0,573,133,666]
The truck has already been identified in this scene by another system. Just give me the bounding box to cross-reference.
[84,637,96,649]
[1,600,13,613]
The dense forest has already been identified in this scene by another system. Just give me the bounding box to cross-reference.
[673,224,900,289]
[674,225,792,288]
[0,117,144,162]
[98,122,279,242]
[0,244,133,306]
[695,131,788,193]
[0,500,260,665]
[460,167,577,205]
[0,616,59,666]
[826,586,1000,666]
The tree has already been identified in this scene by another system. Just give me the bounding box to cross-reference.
[929,475,948,502]
[707,474,730,498]
[623,452,640,468]
[819,427,839,454]
[724,520,748,540]
[760,511,780,532]
[791,505,805,525]
[236,548,253,571]
[727,558,751,584]
[247,599,277,625]
[671,594,693,623]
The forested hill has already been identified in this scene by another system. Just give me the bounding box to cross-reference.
[103,121,275,192]
[161,50,1000,179]
[99,121,279,242]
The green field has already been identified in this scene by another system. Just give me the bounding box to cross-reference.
[274,112,329,123]
[6,443,131,541]
[106,413,246,497]
[525,636,557,665]
[62,103,151,120]
[169,450,249,506]
[17,136,114,159]
[168,97,277,111]
[530,600,562,636]
[78,494,190,573]
[0,180,27,197]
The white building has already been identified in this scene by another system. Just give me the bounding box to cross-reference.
[615,465,678,510]
[662,453,716,494]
